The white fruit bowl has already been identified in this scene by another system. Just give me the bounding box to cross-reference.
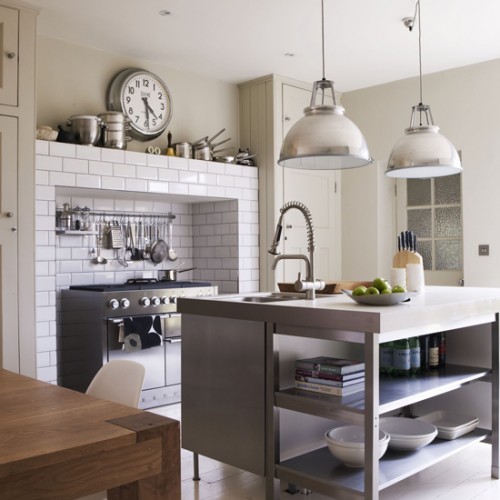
[342,289,416,306]
[380,417,438,450]
[324,425,390,467]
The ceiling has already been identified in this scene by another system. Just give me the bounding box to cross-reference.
[28,0,500,92]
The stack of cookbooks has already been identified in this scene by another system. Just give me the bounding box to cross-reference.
[294,356,365,396]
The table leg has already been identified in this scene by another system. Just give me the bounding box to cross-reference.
[107,412,181,500]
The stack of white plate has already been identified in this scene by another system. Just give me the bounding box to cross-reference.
[380,417,438,450]
[416,411,479,440]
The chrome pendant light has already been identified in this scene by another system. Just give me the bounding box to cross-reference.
[278,0,372,170]
[386,0,462,178]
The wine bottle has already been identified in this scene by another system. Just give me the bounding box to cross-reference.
[380,342,394,376]
[409,337,421,375]
[393,339,411,376]
[420,335,429,371]
[438,332,446,367]
[429,334,440,369]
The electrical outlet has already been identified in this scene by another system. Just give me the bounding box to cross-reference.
[479,244,489,256]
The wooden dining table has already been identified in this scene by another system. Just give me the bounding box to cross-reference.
[0,369,181,499]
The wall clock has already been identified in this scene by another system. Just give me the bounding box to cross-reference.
[106,68,173,141]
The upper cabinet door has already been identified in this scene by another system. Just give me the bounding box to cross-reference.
[0,6,19,107]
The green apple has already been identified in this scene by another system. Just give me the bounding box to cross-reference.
[392,285,407,293]
[381,289,392,294]
[366,287,380,295]
[352,286,368,296]
[372,277,391,293]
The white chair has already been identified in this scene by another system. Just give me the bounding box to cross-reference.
[85,360,145,407]
[79,360,146,500]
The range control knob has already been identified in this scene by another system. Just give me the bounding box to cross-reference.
[169,296,178,304]
[139,297,151,307]
[108,299,119,309]
[150,296,160,306]
[160,296,169,305]
[120,298,130,309]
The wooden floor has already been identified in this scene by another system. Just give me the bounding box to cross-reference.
[150,403,500,500]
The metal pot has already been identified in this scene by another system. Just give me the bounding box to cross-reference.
[194,145,212,161]
[159,267,196,281]
[175,142,192,158]
[66,115,102,146]
[101,127,131,149]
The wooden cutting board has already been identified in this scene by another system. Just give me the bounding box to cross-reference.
[392,250,423,268]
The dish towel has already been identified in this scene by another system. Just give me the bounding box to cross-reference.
[123,315,162,352]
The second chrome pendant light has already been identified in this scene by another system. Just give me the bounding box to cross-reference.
[278,0,372,170]
[386,0,462,178]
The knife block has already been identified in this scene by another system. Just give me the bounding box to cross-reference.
[392,250,423,269]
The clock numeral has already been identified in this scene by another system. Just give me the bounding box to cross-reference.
[158,92,163,100]
[125,96,131,104]
[134,115,140,123]
[144,119,149,129]
[160,103,165,111]
[128,107,134,115]
[143,79,150,87]
[128,86,135,94]
[135,80,140,88]
[152,118,157,127]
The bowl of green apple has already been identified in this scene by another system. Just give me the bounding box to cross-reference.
[342,277,416,306]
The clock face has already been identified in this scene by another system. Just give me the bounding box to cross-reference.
[107,69,173,141]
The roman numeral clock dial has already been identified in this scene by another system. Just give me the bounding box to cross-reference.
[106,68,173,141]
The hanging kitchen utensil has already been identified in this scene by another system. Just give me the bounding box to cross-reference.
[91,223,107,265]
[124,221,133,261]
[167,219,178,262]
[150,218,168,264]
[110,220,124,248]
[130,222,141,260]
[141,220,152,260]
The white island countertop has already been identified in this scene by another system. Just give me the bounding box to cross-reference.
[178,286,500,340]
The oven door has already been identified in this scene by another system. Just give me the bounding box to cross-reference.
[164,313,181,386]
[107,316,166,391]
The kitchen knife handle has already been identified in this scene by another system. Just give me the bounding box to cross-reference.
[397,235,401,252]
[413,233,417,253]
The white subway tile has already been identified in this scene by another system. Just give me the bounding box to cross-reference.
[37,245,56,261]
[206,186,226,198]
[89,161,113,176]
[37,155,63,171]
[188,184,208,197]
[137,166,158,179]
[35,170,49,186]
[36,230,49,246]
[49,171,76,187]
[158,168,179,182]
[59,260,83,273]
[217,174,235,187]
[125,150,148,165]
[36,200,49,216]
[179,171,199,183]
[101,148,125,163]
[114,163,136,177]
[102,176,125,190]
[189,159,208,172]
[49,142,76,158]
[147,154,169,167]
[125,178,148,192]
[37,365,57,383]
[225,187,243,199]
[168,156,189,171]
[198,172,217,185]
[208,162,225,175]
[36,305,56,323]
[36,215,55,231]
[169,183,189,195]
[76,145,101,160]
[37,351,51,367]
[36,140,49,155]
[148,181,169,194]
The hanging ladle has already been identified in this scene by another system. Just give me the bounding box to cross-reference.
[91,223,107,265]
[167,219,178,261]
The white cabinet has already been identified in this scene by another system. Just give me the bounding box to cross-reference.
[239,75,341,291]
[0,5,19,106]
[0,2,36,375]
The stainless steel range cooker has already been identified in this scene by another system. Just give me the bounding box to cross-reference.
[59,278,217,409]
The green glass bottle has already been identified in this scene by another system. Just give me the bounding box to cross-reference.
[392,338,410,376]
[379,342,394,376]
[409,337,421,375]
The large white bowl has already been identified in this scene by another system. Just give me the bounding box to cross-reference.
[325,425,390,467]
[380,417,438,450]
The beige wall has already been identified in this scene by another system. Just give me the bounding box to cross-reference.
[36,36,240,153]
[341,58,500,287]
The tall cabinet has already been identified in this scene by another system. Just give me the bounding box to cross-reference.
[239,75,341,293]
[0,1,37,375]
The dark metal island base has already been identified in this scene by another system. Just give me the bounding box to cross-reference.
[178,286,500,500]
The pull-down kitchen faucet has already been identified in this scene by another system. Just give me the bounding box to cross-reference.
[269,201,325,300]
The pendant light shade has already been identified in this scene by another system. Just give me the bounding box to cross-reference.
[279,80,372,170]
[386,104,462,178]
[386,1,462,179]
[278,1,372,170]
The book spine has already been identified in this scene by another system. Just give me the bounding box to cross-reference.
[295,361,364,375]
[295,380,363,396]
[295,375,365,387]
[295,368,363,381]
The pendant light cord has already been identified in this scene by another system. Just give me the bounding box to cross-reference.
[321,0,325,80]
[417,0,423,107]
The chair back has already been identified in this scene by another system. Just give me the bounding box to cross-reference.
[86,360,145,408]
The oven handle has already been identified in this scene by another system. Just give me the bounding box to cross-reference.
[164,336,182,344]
[108,313,174,324]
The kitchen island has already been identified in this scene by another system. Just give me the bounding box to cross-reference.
[178,286,500,500]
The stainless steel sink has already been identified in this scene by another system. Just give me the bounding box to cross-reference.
[226,293,305,303]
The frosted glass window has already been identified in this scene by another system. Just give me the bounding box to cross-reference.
[406,175,462,273]
[435,175,461,205]
[435,207,462,238]
[407,179,431,206]
[436,240,462,270]
[408,208,432,238]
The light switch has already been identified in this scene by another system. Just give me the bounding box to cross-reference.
[478,244,489,256]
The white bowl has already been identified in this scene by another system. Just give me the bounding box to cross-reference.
[325,425,390,467]
[380,417,438,450]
